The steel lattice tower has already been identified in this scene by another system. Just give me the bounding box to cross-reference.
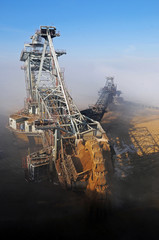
[20,26,102,139]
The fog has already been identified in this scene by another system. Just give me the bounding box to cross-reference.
[60,55,159,109]
[0,60,25,114]
[0,54,159,114]
[1,44,159,239]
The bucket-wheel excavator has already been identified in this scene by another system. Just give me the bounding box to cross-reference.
[18,26,113,201]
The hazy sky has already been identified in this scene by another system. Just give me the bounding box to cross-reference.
[1,0,159,113]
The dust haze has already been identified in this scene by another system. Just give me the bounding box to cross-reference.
[1,54,159,114]
[1,52,159,238]
[60,56,159,109]
[0,60,25,114]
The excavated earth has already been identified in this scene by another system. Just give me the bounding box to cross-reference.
[1,103,159,239]
[101,102,159,209]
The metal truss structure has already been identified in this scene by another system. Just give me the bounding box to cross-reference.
[81,77,121,121]
[19,26,112,192]
[95,77,118,110]
[20,26,103,143]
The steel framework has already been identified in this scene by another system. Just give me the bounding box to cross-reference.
[81,77,121,121]
[20,26,111,189]
[20,26,104,143]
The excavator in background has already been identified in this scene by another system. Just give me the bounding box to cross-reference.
[81,77,121,121]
